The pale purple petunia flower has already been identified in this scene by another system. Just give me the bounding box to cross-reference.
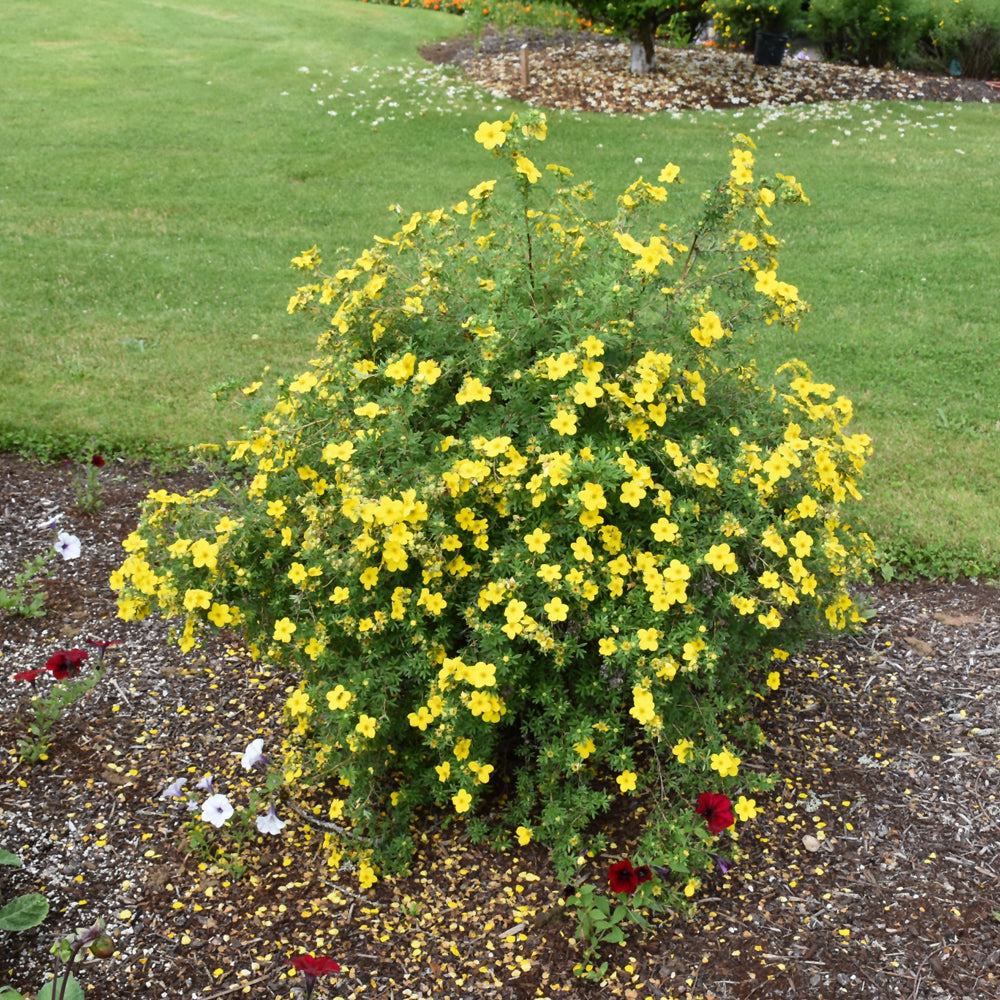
[195,774,214,793]
[201,793,234,828]
[160,777,187,800]
[55,531,82,560]
[240,738,266,771]
[256,805,286,835]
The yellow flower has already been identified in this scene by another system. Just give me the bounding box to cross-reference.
[474,121,507,150]
[524,527,551,554]
[758,607,782,629]
[549,408,578,436]
[651,518,679,543]
[710,748,741,777]
[452,789,473,814]
[455,376,492,405]
[355,714,377,739]
[273,617,296,642]
[616,770,637,793]
[671,738,694,763]
[469,179,497,200]
[598,636,618,656]
[544,596,570,622]
[619,480,646,507]
[515,154,542,184]
[322,441,356,464]
[454,738,471,761]
[326,685,353,710]
[416,359,442,384]
[572,379,604,407]
[577,482,607,512]
[207,602,232,627]
[287,562,308,585]
[704,543,738,574]
[408,706,434,730]
[735,796,759,822]
[516,825,533,846]
[358,860,378,889]
[683,877,699,898]
[766,671,781,691]
[285,689,310,716]
[637,627,660,651]
[573,738,596,759]
[658,163,680,183]
[791,530,814,557]
[183,588,212,612]
[471,762,494,784]
[629,686,656,726]
[435,761,451,782]
[189,538,218,570]
[417,589,447,615]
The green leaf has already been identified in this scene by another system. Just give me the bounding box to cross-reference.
[37,974,83,1000]
[0,892,50,932]
[0,849,23,867]
[0,989,29,1000]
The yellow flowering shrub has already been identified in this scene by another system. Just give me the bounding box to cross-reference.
[112,111,874,886]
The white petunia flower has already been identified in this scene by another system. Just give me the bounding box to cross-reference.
[256,806,286,836]
[201,794,234,828]
[239,738,266,770]
[55,531,82,560]
[160,777,187,800]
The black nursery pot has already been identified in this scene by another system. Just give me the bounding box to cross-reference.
[754,31,788,66]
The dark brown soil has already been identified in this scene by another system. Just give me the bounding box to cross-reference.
[2,450,999,1000]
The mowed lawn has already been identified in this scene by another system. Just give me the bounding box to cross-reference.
[2,0,999,576]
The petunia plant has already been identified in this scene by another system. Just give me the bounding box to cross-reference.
[112,112,874,896]
[13,644,111,764]
[283,954,341,999]
[0,522,81,620]
[159,739,287,874]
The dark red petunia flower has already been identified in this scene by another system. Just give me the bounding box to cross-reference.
[634,864,653,884]
[14,669,47,682]
[91,454,105,467]
[285,954,340,999]
[608,859,639,895]
[696,792,735,835]
[45,648,88,680]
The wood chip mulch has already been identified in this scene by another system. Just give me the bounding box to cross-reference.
[421,30,1000,114]
[2,452,999,999]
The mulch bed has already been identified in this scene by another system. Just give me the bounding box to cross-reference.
[2,450,999,999]
[421,30,1000,114]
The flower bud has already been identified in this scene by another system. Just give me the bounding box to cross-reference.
[89,933,116,959]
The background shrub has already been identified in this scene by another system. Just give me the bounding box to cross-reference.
[916,0,1000,77]
[706,0,806,49]
[806,0,927,66]
[113,114,874,890]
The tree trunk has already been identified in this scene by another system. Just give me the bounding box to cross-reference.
[629,19,657,75]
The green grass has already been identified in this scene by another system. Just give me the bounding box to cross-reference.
[2,0,999,577]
